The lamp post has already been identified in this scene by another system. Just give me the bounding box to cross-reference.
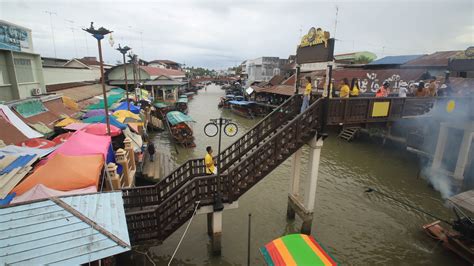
[83,22,113,135]
[204,118,238,211]
[117,44,131,111]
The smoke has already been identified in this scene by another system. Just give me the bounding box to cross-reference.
[420,166,454,199]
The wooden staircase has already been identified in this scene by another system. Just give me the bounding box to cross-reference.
[338,127,360,142]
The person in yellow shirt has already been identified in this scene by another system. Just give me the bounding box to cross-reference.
[300,76,312,113]
[205,146,216,175]
[339,78,350,98]
[350,78,360,97]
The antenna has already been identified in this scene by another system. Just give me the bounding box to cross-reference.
[333,5,339,40]
[44,10,57,58]
[65,20,78,58]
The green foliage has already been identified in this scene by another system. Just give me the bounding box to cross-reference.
[184,67,216,77]
[354,55,374,64]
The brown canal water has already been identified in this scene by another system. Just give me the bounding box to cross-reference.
[127,84,465,265]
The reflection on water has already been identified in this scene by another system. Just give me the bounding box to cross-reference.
[143,84,464,265]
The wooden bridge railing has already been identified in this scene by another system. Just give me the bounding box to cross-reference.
[122,95,302,209]
[124,96,437,244]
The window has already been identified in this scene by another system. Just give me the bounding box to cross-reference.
[14,58,34,83]
[0,70,4,85]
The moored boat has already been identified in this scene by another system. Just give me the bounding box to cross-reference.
[153,102,175,119]
[175,97,189,114]
[184,92,195,99]
[228,100,258,119]
[218,94,235,109]
[166,111,195,148]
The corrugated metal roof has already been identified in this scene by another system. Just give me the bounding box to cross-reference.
[0,192,131,265]
[367,54,424,65]
[403,51,462,67]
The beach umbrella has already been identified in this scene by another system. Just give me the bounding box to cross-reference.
[16,138,57,149]
[51,132,74,145]
[82,109,110,119]
[82,123,121,137]
[260,234,337,266]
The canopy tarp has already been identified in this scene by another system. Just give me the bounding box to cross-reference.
[113,110,142,123]
[55,117,78,127]
[48,130,111,160]
[82,109,110,119]
[12,99,47,118]
[229,100,256,106]
[177,98,188,103]
[123,127,143,152]
[62,96,80,111]
[0,104,43,139]
[64,122,88,131]
[179,95,188,99]
[260,234,337,266]
[83,123,122,137]
[11,153,103,196]
[52,132,74,145]
[154,102,173,108]
[0,145,56,158]
[16,138,57,149]
[82,115,127,130]
[449,190,474,213]
[114,101,141,114]
[87,93,124,110]
[166,111,194,126]
[11,184,97,204]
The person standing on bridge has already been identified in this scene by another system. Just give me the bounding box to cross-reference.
[205,146,217,175]
[376,81,390,97]
[339,78,350,98]
[300,76,312,113]
[350,78,360,97]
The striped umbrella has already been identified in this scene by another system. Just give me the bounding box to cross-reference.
[260,234,337,266]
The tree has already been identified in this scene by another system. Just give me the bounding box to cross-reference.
[354,55,374,64]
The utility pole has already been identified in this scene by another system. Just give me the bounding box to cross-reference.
[44,11,57,58]
[65,20,78,58]
[333,5,339,40]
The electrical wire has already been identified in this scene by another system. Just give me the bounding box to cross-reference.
[168,201,201,266]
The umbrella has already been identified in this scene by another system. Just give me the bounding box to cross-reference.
[82,123,121,137]
[114,101,141,114]
[16,138,57,149]
[260,234,337,266]
[82,109,110,119]
[51,132,74,145]
[113,110,142,123]
[55,117,78,127]
[82,115,127,130]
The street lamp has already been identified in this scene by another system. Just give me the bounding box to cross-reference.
[83,22,113,135]
[204,118,238,211]
[117,44,131,111]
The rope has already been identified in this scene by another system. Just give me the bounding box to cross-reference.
[134,249,156,266]
[168,201,201,265]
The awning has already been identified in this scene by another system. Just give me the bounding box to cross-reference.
[449,190,474,213]
[82,115,127,130]
[47,130,111,160]
[11,153,104,196]
[166,111,194,125]
[0,104,42,139]
[228,100,256,106]
[114,101,141,114]
[177,97,188,103]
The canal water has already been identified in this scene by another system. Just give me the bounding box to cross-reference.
[133,84,465,265]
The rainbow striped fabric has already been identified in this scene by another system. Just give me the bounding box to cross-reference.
[260,234,337,266]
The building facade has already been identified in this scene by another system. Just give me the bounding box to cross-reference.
[0,20,45,101]
[244,57,290,83]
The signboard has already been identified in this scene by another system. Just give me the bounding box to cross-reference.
[0,22,29,52]
[296,27,335,64]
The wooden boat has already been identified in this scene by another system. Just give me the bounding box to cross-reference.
[166,111,195,148]
[218,94,235,109]
[228,100,259,119]
[423,190,474,264]
[153,102,175,120]
[184,92,195,99]
[175,97,188,114]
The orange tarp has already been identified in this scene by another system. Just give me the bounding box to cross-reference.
[12,153,104,196]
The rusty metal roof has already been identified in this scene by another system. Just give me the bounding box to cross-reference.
[403,51,463,67]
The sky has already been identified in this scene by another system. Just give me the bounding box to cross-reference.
[1,0,473,69]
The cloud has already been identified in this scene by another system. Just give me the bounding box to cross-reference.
[1,0,473,68]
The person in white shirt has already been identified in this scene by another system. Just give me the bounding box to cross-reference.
[398,82,408,97]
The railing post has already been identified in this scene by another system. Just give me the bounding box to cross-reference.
[106,162,120,190]
[116,148,129,188]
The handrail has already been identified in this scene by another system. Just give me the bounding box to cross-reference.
[122,95,302,208]
[126,98,322,244]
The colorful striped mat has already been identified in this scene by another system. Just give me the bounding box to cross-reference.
[260,234,337,266]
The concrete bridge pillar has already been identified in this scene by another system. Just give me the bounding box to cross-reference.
[287,135,324,235]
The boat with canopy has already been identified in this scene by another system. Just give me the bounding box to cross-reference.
[166,111,195,147]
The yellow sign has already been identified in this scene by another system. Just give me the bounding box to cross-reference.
[300,27,330,48]
[372,102,390,117]
[446,100,456,113]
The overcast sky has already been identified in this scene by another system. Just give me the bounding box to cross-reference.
[1,0,472,69]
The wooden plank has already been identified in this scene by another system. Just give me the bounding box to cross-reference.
[50,197,130,248]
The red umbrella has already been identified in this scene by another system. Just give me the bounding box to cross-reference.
[51,132,74,145]
[16,138,57,149]
[82,123,121,137]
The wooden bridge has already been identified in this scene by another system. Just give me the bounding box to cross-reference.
[121,95,439,246]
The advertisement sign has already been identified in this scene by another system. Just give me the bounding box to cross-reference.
[0,22,29,52]
[296,27,335,64]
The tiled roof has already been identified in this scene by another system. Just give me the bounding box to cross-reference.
[148,59,179,65]
[268,75,286,86]
[139,66,185,77]
[402,51,463,67]
[367,54,425,65]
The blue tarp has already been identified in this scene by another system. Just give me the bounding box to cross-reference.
[114,101,141,114]
[0,193,15,206]
[0,154,36,175]
[228,100,255,106]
